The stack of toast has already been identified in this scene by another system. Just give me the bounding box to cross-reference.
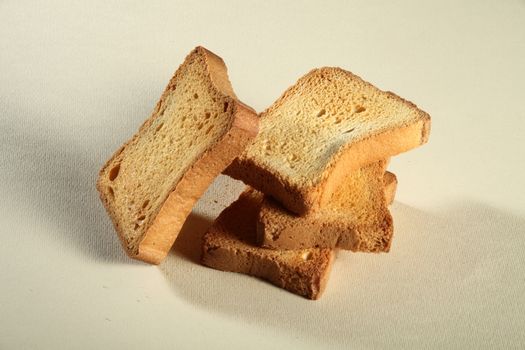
[97,46,430,299]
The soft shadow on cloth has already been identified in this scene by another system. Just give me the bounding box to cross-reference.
[0,107,143,264]
[160,201,525,348]
[172,212,214,264]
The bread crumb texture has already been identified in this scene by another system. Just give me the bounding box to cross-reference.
[98,48,236,254]
[243,67,427,187]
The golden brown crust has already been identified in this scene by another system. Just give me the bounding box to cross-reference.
[225,156,308,212]
[314,117,429,212]
[256,169,398,252]
[225,68,430,215]
[139,107,257,264]
[97,47,258,264]
[228,117,428,215]
[201,188,334,300]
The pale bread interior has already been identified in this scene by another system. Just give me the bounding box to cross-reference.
[98,50,236,254]
[243,67,426,187]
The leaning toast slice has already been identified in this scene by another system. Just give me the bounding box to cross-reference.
[97,47,258,264]
[257,163,396,251]
[225,67,429,214]
[201,188,334,300]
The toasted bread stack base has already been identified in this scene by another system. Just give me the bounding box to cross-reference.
[201,173,398,299]
[202,189,334,300]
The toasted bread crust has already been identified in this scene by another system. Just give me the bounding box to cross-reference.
[97,47,258,264]
[256,164,397,251]
[225,68,430,215]
[140,105,257,264]
[201,189,334,300]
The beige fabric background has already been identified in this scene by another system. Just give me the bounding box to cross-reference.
[1,0,524,348]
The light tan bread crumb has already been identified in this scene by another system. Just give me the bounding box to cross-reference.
[225,67,430,214]
[97,47,258,264]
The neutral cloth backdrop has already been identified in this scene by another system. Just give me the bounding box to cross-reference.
[1,0,524,349]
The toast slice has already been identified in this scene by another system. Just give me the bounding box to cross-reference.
[97,47,258,264]
[225,67,430,214]
[201,188,334,300]
[257,162,397,251]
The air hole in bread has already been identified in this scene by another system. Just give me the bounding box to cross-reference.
[197,123,204,130]
[155,123,164,132]
[204,112,211,120]
[316,109,326,118]
[223,101,229,112]
[137,214,146,222]
[355,105,366,113]
[205,125,214,135]
[288,154,298,162]
[134,223,139,230]
[193,93,199,99]
[343,128,355,134]
[142,200,150,209]
[109,164,120,181]
[108,186,114,198]
[301,251,313,261]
